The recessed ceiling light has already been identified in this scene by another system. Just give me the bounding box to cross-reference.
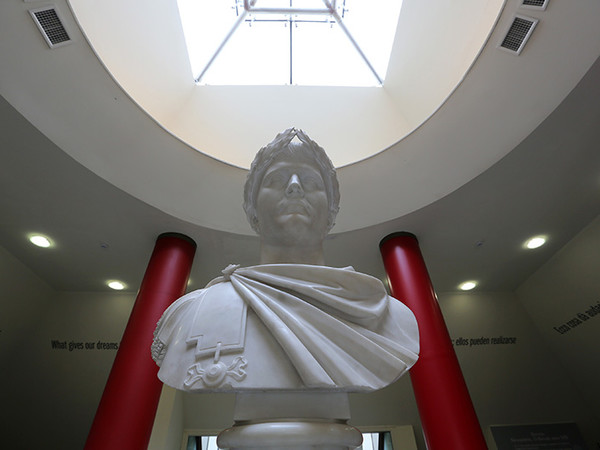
[29,234,52,248]
[459,281,477,291]
[107,281,126,290]
[525,235,546,249]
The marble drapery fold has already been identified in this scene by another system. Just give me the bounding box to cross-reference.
[152,264,419,391]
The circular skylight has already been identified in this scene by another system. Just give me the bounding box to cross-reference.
[69,0,504,168]
[180,0,401,87]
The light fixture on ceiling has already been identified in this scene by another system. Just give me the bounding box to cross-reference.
[29,234,52,248]
[458,281,477,291]
[524,235,546,249]
[107,280,126,290]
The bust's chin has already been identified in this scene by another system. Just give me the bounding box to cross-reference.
[266,225,324,248]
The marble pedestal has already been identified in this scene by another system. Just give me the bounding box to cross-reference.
[217,393,363,450]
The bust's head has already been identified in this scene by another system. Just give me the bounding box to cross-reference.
[243,128,340,246]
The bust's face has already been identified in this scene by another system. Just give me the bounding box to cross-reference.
[255,149,329,248]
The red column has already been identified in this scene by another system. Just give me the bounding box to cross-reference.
[85,232,196,450]
[380,232,487,450]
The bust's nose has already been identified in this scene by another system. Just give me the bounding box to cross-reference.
[285,174,304,197]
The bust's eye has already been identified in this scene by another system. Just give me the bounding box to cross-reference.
[262,172,287,188]
[301,174,324,191]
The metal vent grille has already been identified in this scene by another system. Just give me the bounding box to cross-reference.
[522,0,549,10]
[499,16,538,55]
[29,6,71,48]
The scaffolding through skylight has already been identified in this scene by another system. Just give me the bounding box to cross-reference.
[177,0,402,87]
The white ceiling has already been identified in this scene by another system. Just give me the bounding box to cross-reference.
[68,0,503,168]
[1,0,600,294]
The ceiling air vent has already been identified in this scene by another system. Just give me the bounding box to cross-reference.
[499,15,538,55]
[29,6,71,48]
[521,0,549,10]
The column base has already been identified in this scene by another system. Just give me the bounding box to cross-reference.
[217,419,363,450]
[217,392,363,449]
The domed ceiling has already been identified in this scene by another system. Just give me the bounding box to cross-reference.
[4,0,600,235]
[69,0,503,169]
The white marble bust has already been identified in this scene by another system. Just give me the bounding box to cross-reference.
[152,128,419,392]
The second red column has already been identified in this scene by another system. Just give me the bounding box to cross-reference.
[380,232,487,450]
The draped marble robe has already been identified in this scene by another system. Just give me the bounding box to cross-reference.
[152,264,419,392]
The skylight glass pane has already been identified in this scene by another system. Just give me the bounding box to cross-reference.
[203,21,290,85]
[177,0,403,87]
[293,22,376,86]
[177,0,235,80]
[258,0,326,8]
[341,0,402,78]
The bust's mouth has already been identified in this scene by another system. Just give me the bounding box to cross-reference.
[280,201,309,215]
